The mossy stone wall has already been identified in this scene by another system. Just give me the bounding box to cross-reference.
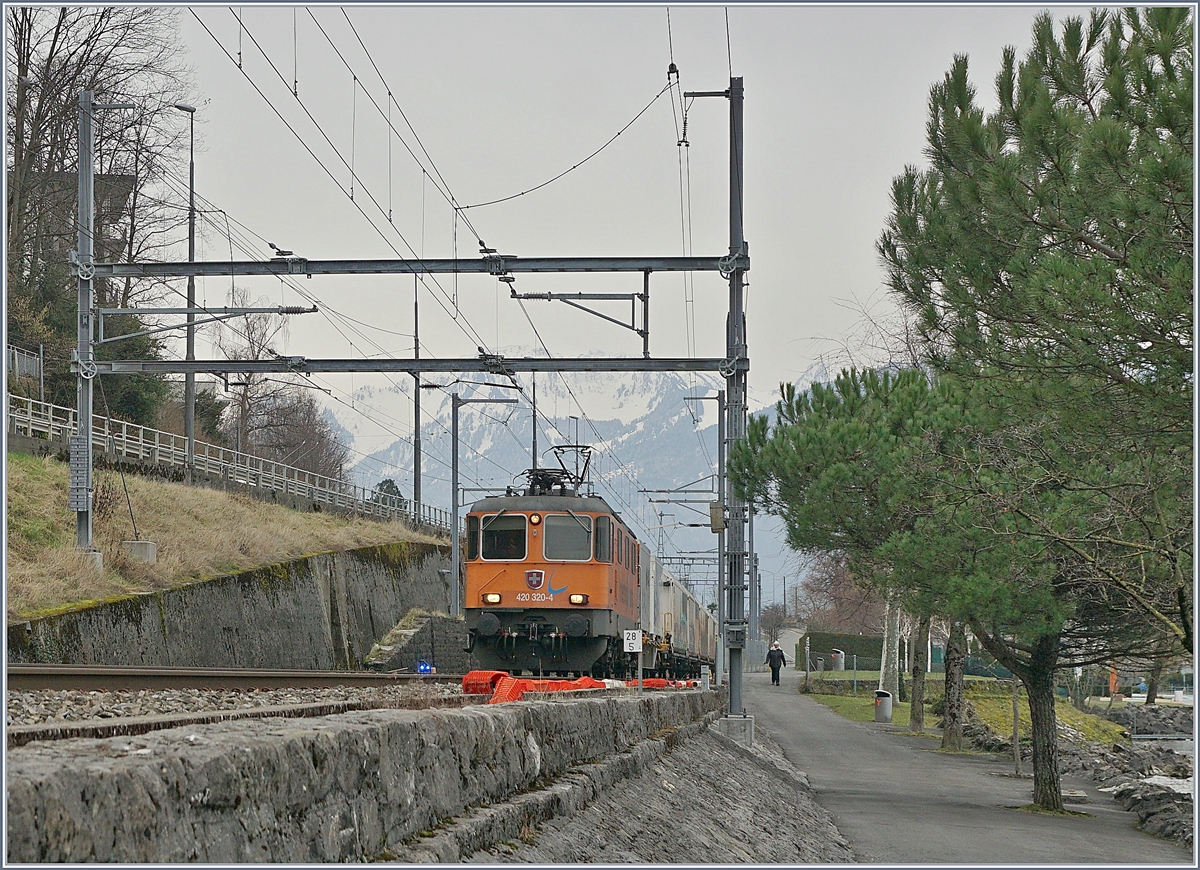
[6,542,451,669]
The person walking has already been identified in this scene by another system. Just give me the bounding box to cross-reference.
[765,641,787,686]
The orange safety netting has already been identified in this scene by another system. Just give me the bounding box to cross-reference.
[482,676,609,700]
[462,670,511,695]
[466,671,705,703]
[624,678,700,689]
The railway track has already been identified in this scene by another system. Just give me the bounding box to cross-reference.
[6,665,480,748]
[6,664,465,692]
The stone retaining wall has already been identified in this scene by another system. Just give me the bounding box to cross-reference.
[7,542,451,670]
[6,689,722,862]
[367,615,476,675]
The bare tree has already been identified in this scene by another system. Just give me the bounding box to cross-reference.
[759,603,787,644]
[7,7,197,416]
[799,552,887,634]
[213,287,348,481]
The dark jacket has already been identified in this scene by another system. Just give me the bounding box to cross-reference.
[766,647,787,668]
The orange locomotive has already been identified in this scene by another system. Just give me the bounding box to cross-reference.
[463,467,645,677]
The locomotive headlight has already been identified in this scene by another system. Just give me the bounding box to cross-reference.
[529,513,541,525]
[569,593,589,605]
[482,592,502,604]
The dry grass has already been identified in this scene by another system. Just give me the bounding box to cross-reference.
[6,452,445,621]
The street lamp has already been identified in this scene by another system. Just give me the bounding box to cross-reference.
[173,102,196,483]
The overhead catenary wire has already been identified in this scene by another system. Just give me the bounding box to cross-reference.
[334,9,483,243]
[458,82,674,211]
[511,299,686,557]
[156,181,535,493]
[205,215,691,552]
[158,170,414,347]
[663,15,712,473]
[195,10,493,356]
[175,9,718,556]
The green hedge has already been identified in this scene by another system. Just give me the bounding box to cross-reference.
[798,631,884,660]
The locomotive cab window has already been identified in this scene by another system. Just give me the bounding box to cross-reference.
[466,515,479,560]
[544,514,593,561]
[594,516,612,562]
[481,514,527,560]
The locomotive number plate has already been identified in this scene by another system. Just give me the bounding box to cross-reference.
[516,592,555,603]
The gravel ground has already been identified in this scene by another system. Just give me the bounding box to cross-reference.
[5,682,463,725]
[465,723,858,864]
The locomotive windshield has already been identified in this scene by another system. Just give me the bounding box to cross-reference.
[594,516,611,562]
[544,514,593,561]
[481,514,527,560]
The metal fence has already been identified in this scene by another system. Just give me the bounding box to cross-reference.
[7,394,453,534]
[7,345,42,381]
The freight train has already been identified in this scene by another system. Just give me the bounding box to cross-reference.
[463,465,716,678]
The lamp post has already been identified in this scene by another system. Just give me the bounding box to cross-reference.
[173,102,196,483]
[445,392,517,617]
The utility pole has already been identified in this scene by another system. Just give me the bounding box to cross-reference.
[748,509,758,641]
[717,390,727,687]
[173,102,197,484]
[72,91,132,558]
[72,91,97,554]
[451,393,459,616]
[685,391,726,685]
[723,76,749,717]
[413,277,422,518]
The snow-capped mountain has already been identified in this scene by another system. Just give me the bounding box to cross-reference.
[321,354,797,609]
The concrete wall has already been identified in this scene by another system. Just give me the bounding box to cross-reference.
[7,542,452,669]
[6,689,723,862]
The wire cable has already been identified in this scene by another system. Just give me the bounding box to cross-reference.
[334,9,483,243]
[194,10,493,354]
[459,82,674,211]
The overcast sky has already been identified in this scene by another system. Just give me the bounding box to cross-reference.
[172,3,1085,603]
[177,3,1084,401]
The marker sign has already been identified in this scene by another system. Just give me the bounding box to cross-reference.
[623,630,641,653]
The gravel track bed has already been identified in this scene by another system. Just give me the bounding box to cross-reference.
[6,682,464,726]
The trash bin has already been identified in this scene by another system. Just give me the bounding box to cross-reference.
[831,649,845,671]
[1173,689,1184,703]
[874,690,893,723]
[816,656,825,672]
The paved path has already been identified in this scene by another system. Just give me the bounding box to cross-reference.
[742,668,1192,864]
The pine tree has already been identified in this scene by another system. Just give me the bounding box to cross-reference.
[878,8,1192,650]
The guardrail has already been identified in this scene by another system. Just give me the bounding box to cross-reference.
[7,394,453,534]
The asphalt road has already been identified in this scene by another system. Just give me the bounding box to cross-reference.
[742,668,1192,864]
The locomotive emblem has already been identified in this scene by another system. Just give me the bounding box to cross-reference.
[525,570,545,590]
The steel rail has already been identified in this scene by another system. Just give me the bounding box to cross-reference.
[6,664,464,692]
[6,695,487,748]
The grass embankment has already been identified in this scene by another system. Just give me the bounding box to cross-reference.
[804,679,1127,745]
[6,452,443,622]
[969,694,1127,745]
